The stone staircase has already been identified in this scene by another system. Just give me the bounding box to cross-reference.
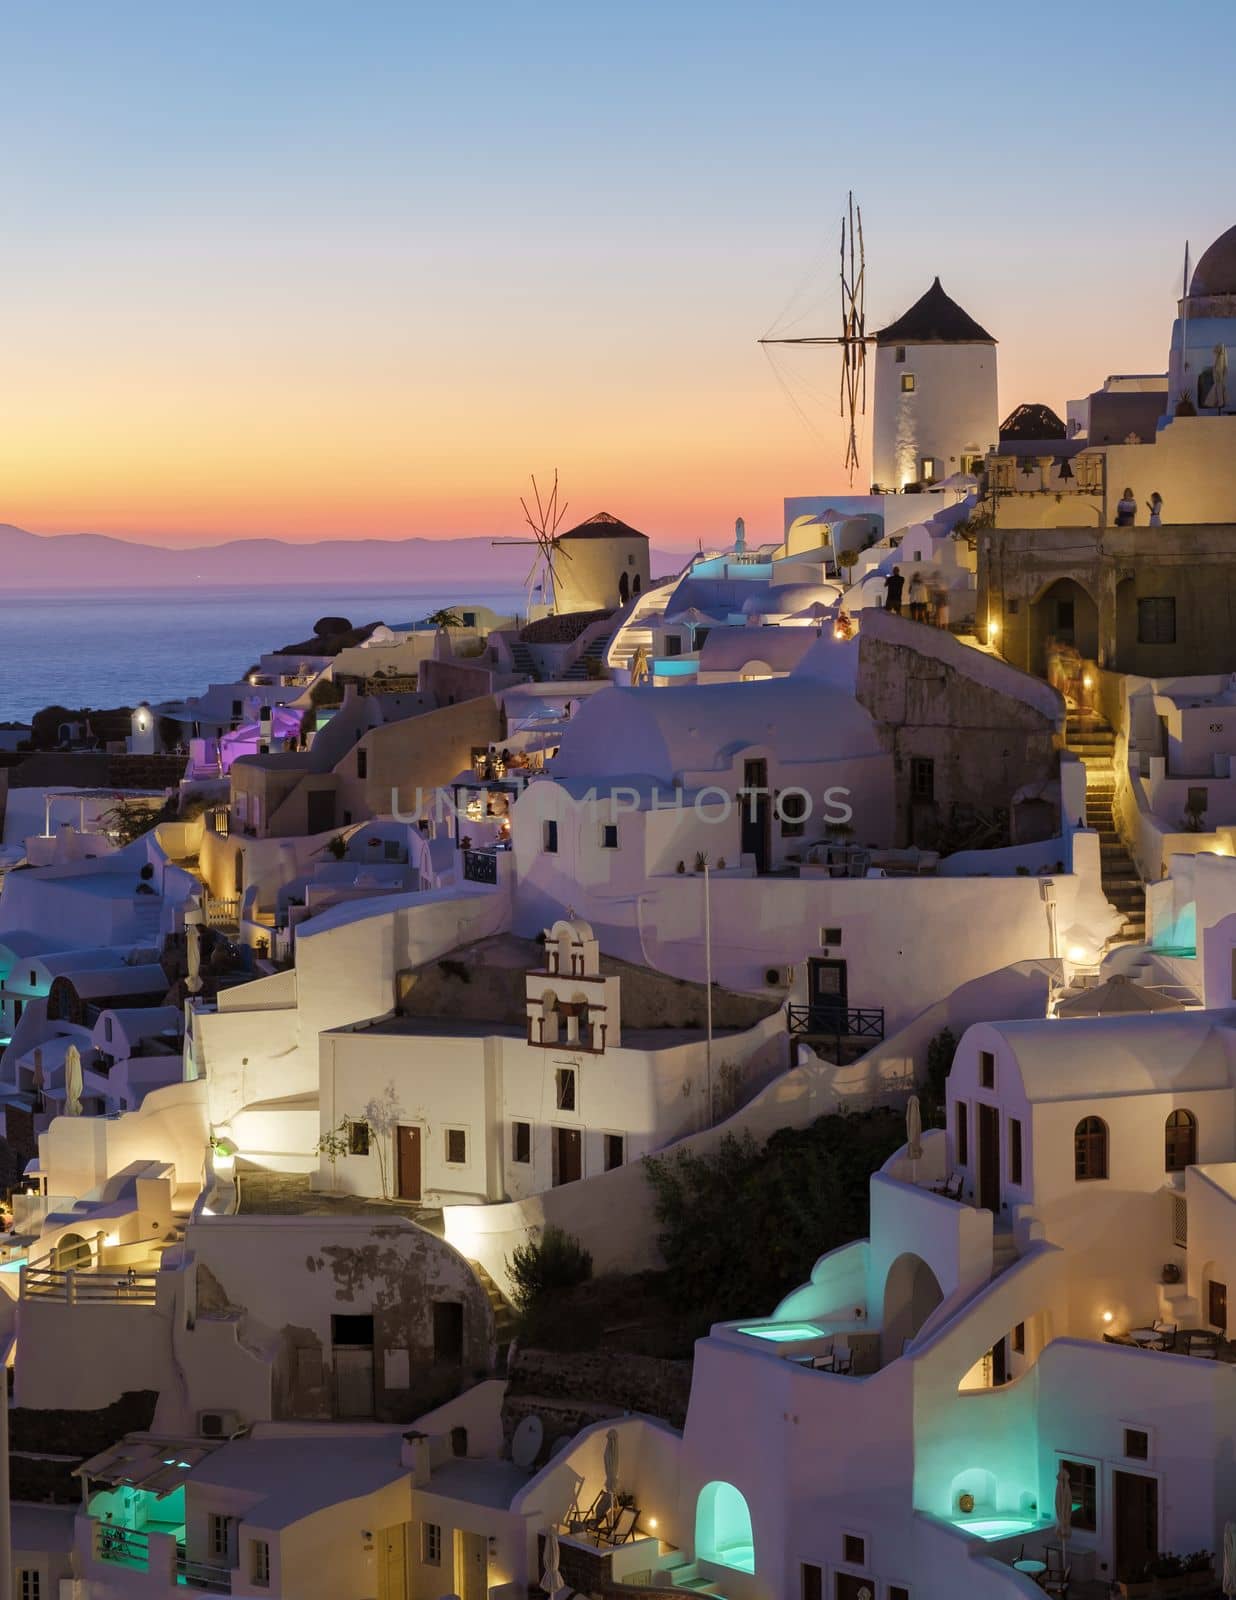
[507,639,538,679]
[468,1258,516,1349]
[131,896,164,950]
[1069,713,1145,947]
[565,633,613,681]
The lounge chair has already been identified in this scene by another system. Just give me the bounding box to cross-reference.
[610,1506,641,1544]
[567,1490,613,1537]
[935,1170,964,1201]
[832,1336,852,1374]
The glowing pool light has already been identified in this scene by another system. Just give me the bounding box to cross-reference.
[952,1516,1041,1542]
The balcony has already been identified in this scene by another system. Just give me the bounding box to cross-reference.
[787,1004,885,1049]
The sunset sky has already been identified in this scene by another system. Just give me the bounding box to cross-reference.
[4,0,1232,550]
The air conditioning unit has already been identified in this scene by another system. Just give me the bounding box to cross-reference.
[765,966,794,988]
[198,1409,241,1439]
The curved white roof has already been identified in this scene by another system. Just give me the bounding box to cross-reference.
[982,1012,1236,1103]
[548,675,884,784]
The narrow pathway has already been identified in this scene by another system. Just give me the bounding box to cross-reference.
[1068,713,1145,946]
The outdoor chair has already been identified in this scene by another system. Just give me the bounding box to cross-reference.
[1040,1565,1070,1597]
[611,1507,641,1544]
[567,1490,613,1537]
[1152,1319,1177,1348]
[832,1336,852,1375]
[1042,1544,1063,1575]
[936,1170,964,1201]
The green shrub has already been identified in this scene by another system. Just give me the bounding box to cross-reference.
[922,1027,957,1128]
[507,1226,593,1320]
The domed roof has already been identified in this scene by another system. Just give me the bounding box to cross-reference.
[558,511,648,542]
[1191,224,1236,296]
[1000,403,1067,442]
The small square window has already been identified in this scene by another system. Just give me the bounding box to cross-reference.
[543,819,559,854]
[889,1588,910,1600]
[1012,1321,1025,1354]
[979,1051,995,1089]
[422,1522,442,1566]
[1124,1428,1149,1460]
[445,1127,467,1165]
[251,1540,271,1587]
[779,790,808,838]
[347,1120,370,1156]
[895,345,906,363]
[842,1532,866,1566]
[208,1515,231,1561]
[512,1121,531,1163]
[822,927,842,946]
[921,457,937,482]
[604,1133,625,1171]
[1006,597,1020,614]
[555,1068,576,1112]
[900,373,916,393]
[18,1573,41,1600]
[601,823,619,850]
[664,635,683,657]
[357,747,368,779]
[801,1563,823,1600]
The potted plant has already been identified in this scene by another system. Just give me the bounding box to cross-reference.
[1116,1560,1155,1599]
[693,850,709,874]
[1181,1550,1215,1591]
[1162,1261,1182,1284]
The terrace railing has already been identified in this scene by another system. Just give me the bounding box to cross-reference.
[462,848,499,885]
[21,1263,159,1305]
[787,1005,885,1045]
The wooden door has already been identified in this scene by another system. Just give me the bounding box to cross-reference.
[1210,1278,1228,1332]
[554,1126,582,1186]
[455,1529,488,1600]
[808,959,848,1026]
[376,1525,407,1600]
[741,758,771,873]
[396,1125,422,1201]
[306,788,336,833]
[1114,1470,1157,1582]
[977,1103,1001,1213]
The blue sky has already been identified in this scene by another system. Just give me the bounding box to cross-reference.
[1,1,1229,544]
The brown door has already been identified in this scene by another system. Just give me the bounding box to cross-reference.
[553,1126,582,1186]
[977,1103,1001,1213]
[396,1125,422,1201]
[1114,1470,1157,1582]
[1210,1278,1228,1331]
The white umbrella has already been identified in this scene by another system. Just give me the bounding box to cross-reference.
[1222,1520,1236,1596]
[906,1094,923,1180]
[601,1427,620,1537]
[1054,1462,1073,1556]
[541,1526,563,1596]
[185,900,203,996]
[64,1044,83,1117]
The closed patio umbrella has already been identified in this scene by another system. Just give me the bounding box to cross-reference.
[1054,1462,1073,1555]
[1224,1521,1236,1597]
[64,1044,83,1118]
[541,1526,563,1596]
[906,1094,923,1181]
[601,1426,620,1536]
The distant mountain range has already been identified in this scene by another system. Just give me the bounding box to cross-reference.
[0,524,692,589]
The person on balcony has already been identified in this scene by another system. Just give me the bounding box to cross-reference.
[1115,487,1137,526]
[1147,491,1163,526]
[883,565,905,614]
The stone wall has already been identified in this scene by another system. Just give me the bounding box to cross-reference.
[502,1346,693,1452]
[856,614,1062,849]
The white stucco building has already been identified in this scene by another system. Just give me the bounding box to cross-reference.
[871,277,999,493]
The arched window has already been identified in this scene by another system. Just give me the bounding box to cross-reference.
[1165,1109,1197,1172]
[1074,1116,1108,1181]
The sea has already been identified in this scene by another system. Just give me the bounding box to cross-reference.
[0,584,528,724]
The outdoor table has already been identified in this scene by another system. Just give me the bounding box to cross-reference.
[1013,1559,1046,1576]
[1127,1327,1162,1346]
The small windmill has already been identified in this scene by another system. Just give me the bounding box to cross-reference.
[759,191,873,482]
[492,470,573,615]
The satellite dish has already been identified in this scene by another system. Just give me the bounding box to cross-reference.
[512,1414,544,1469]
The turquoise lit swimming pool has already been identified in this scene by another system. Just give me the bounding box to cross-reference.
[0,1258,27,1274]
[736,1321,824,1343]
[952,1516,1041,1542]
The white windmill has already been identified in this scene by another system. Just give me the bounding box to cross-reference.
[492,470,574,616]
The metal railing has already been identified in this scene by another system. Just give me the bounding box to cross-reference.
[462,848,499,885]
[177,1552,233,1592]
[98,1523,149,1568]
[205,896,241,928]
[22,1263,159,1305]
[787,1005,885,1044]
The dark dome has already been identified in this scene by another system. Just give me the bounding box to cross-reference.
[999,403,1066,442]
[875,277,995,345]
[1190,224,1236,296]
